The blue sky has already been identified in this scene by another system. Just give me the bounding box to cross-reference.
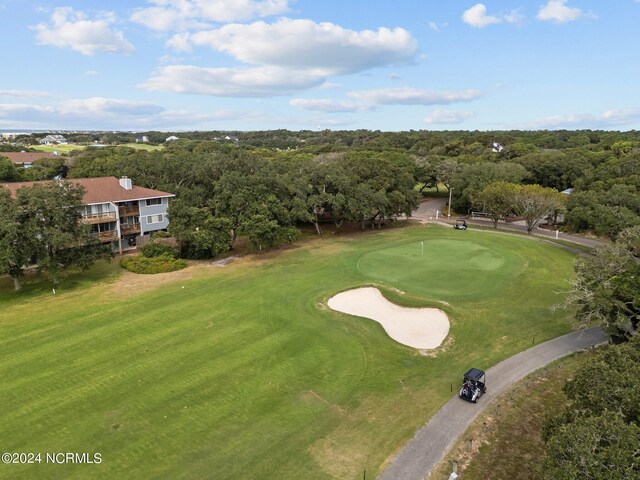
[0,0,638,132]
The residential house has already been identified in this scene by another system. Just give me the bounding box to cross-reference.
[165,135,179,142]
[491,142,504,153]
[1,176,174,253]
[39,134,68,145]
[135,135,149,143]
[1,132,29,141]
[0,151,65,169]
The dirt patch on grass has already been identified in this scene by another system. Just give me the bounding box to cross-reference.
[109,263,210,297]
[309,430,370,479]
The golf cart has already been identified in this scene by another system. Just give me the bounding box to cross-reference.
[459,368,486,403]
[453,219,467,230]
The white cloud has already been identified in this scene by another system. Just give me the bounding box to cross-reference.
[84,70,98,76]
[172,19,417,75]
[347,87,482,106]
[603,108,640,123]
[141,65,327,96]
[148,19,417,97]
[288,99,370,113]
[537,0,586,23]
[522,108,640,129]
[462,4,525,28]
[32,7,134,56]
[504,8,526,25]
[61,97,164,116]
[0,89,50,98]
[462,4,502,28]
[290,87,483,113]
[0,98,256,129]
[131,0,293,31]
[423,110,476,125]
[428,21,448,32]
[318,82,341,90]
[0,104,56,123]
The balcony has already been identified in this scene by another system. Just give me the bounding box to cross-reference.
[95,231,119,242]
[119,206,140,217]
[120,223,141,235]
[81,212,117,224]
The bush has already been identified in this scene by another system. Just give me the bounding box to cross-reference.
[140,241,179,258]
[120,254,187,274]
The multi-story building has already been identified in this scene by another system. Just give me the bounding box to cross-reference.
[1,176,174,253]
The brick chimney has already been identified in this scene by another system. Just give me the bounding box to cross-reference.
[119,176,133,190]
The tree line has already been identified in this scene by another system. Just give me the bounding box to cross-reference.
[2,130,639,260]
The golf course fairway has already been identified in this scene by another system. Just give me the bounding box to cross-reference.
[0,225,576,479]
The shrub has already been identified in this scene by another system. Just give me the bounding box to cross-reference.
[140,241,179,258]
[120,254,187,274]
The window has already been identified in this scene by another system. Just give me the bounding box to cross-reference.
[147,214,164,224]
[146,198,162,206]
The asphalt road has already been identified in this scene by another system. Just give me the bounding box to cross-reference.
[378,327,607,480]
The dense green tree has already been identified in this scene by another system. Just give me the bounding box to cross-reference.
[167,201,232,259]
[0,157,21,181]
[611,141,636,158]
[413,156,440,192]
[563,226,640,341]
[20,157,68,181]
[0,189,34,289]
[473,181,519,228]
[16,182,111,284]
[435,158,462,191]
[543,337,640,479]
[542,414,640,480]
[511,184,566,234]
[565,186,640,240]
[564,336,640,423]
[450,162,529,213]
[243,214,298,251]
[512,151,592,190]
[0,182,111,287]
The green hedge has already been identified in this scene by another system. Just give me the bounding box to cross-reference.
[120,254,187,274]
[140,242,179,258]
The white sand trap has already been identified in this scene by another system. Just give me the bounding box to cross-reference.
[327,287,449,349]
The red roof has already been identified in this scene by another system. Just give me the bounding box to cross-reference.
[0,177,174,204]
[0,152,65,165]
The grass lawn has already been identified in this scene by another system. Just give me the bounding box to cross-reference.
[0,225,577,479]
[30,144,84,155]
[29,143,163,155]
[119,143,164,151]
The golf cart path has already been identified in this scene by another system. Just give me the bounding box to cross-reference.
[378,326,607,480]
[411,197,606,250]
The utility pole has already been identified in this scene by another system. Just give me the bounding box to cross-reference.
[448,187,453,218]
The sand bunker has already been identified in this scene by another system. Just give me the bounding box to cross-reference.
[327,287,449,349]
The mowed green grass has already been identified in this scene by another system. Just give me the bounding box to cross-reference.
[0,225,576,479]
[30,143,164,155]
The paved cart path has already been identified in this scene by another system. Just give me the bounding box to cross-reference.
[411,197,606,250]
[378,327,607,480]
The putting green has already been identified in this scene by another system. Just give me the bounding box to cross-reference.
[357,238,512,299]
